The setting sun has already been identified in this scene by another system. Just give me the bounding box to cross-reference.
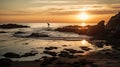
[78,12,89,21]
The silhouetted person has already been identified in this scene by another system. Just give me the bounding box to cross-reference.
[47,23,50,28]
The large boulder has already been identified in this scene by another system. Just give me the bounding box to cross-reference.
[106,12,120,30]
[87,20,106,36]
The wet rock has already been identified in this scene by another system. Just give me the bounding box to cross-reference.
[56,61,72,67]
[21,52,38,57]
[58,51,70,57]
[0,31,7,33]
[3,52,21,58]
[28,33,49,37]
[45,46,58,50]
[80,46,91,51]
[0,58,12,67]
[22,43,29,45]
[42,56,48,59]
[14,31,26,34]
[34,59,41,62]
[64,48,84,54]
[73,59,94,67]
[21,50,38,57]
[41,57,57,66]
[68,54,77,58]
[95,42,104,48]
[0,24,30,29]
[43,51,57,56]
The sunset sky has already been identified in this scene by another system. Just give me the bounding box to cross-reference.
[0,0,120,23]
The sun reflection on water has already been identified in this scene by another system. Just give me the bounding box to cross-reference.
[81,39,92,47]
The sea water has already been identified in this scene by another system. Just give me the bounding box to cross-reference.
[0,23,111,61]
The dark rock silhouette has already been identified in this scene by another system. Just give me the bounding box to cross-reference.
[0,24,30,29]
[21,52,38,57]
[45,46,58,50]
[106,12,120,30]
[14,31,26,34]
[28,33,49,37]
[87,20,106,36]
[105,12,120,40]
[55,25,88,34]
[64,48,84,54]
[58,51,70,57]
[0,31,7,33]
[3,52,21,58]
[79,46,91,51]
[0,58,12,67]
[43,51,57,56]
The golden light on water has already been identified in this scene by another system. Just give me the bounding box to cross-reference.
[81,22,86,26]
[81,40,93,47]
[81,40,87,45]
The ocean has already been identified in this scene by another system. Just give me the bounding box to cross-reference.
[0,23,111,61]
[0,22,96,28]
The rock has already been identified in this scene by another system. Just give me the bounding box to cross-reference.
[80,46,91,51]
[14,31,26,34]
[0,58,12,67]
[28,33,49,37]
[3,52,21,58]
[64,48,84,54]
[55,25,88,34]
[42,56,48,59]
[0,24,30,29]
[22,43,29,45]
[0,31,7,33]
[21,52,38,57]
[95,42,104,48]
[45,46,58,50]
[106,12,120,30]
[58,51,70,57]
[41,57,57,66]
[68,54,77,58]
[87,20,106,36]
[73,59,94,67]
[43,51,57,56]
[105,12,120,39]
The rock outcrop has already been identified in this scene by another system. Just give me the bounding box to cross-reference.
[106,12,120,30]
[0,24,30,29]
[105,12,120,39]
[55,25,88,34]
[87,20,106,36]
